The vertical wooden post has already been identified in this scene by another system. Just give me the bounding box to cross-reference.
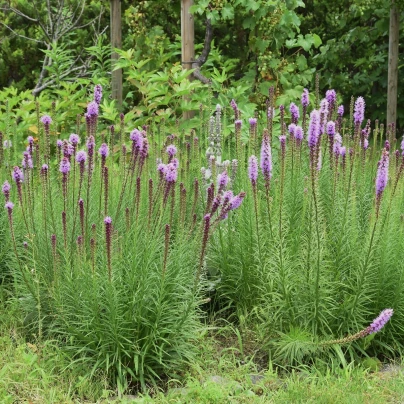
[387,0,399,127]
[110,0,123,109]
[181,0,195,120]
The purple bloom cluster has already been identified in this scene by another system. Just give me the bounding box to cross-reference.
[260,134,272,185]
[248,155,258,186]
[22,152,33,169]
[166,144,177,157]
[76,150,87,163]
[12,166,24,184]
[325,89,336,106]
[368,309,393,334]
[338,105,344,117]
[40,115,52,126]
[289,103,300,124]
[376,150,389,197]
[301,88,310,108]
[69,134,80,146]
[326,121,336,137]
[294,126,304,143]
[98,143,109,158]
[354,96,365,125]
[2,181,10,201]
[217,171,229,193]
[94,84,103,105]
[307,110,321,148]
[165,163,178,183]
[249,118,257,127]
[87,101,99,118]
[59,157,71,174]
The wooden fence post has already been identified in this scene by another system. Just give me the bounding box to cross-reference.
[110,0,123,109]
[181,0,195,120]
[387,0,399,127]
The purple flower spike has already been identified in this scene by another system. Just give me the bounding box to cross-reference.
[165,163,178,183]
[338,105,344,117]
[94,84,103,105]
[2,181,11,197]
[249,118,257,127]
[325,89,336,106]
[40,115,52,126]
[87,136,95,153]
[307,110,321,148]
[166,144,177,157]
[57,140,63,148]
[5,201,14,211]
[22,152,33,169]
[294,126,304,142]
[230,99,238,111]
[41,164,48,176]
[229,192,246,211]
[326,121,336,136]
[289,103,300,124]
[69,134,80,145]
[354,96,365,125]
[98,143,109,158]
[27,136,34,144]
[260,134,272,184]
[339,146,346,157]
[301,88,310,108]
[12,166,24,184]
[248,155,258,186]
[288,123,296,137]
[59,157,71,174]
[76,150,87,163]
[87,101,99,118]
[104,216,112,224]
[368,309,393,334]
[157,163,167,177]
[235,119,242,127]
[217,171,229,192]
[376,150,389,197]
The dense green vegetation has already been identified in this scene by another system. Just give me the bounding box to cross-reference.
[0,0,403,401]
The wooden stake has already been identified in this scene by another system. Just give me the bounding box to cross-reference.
[110,0,123,109]
[387,0,399,127]
[181,0,195,120]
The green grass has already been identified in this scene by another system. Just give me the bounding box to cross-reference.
[1,307,404,404]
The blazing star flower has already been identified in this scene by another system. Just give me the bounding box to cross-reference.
[22,152,33,169]
[98,143,109,158]
[165,163,177,183]
[87,101,99,118]
[294,125,304,142]
[40,115,52,126]
[267,107,276,119]
[338,105,344,117]
[301,88,310,108]
[307,110,321,148]
[290,103,300,124]
[171,158,179,169]
[94,84,103,104]
[166,144,177,157]
[59,157,71,174]
[288,123,297,137]
[57,140,63,148]
[333,134,342,154]
[230,99,238,112]
[27,136,34,144]
[354,96,365,125]
[217,171,229,192]
[339,146,346,157]
[104,216,112,224]
[76,150,87,163]
[363,138,369,150]
[326,121,336,136]
[235,119,242,127]
[157,163,167,176]
[41,164,48,175]
[2,181,10,201]
[69,134,80,145]
[87,136,95,154]
[367,309,393,334]
[248,155,258,185]
[376,150,389,197]
[249,118,257,126]
[229,192,246,210]
[5,201,14,211]
[325,89,336,106]
[12,166,24,183]
[260,134,272,183]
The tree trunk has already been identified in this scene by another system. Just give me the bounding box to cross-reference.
[387,0,399,128]
[110,0,122,109]
[181,0,195,120]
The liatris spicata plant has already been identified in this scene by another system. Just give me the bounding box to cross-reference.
[375,148,389,217]
[2,181,10,202]
[94,84,102,105]
[59,157,70,211]
[104,216,112,280]
[289,103,300,125]
[301,88,310,132]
